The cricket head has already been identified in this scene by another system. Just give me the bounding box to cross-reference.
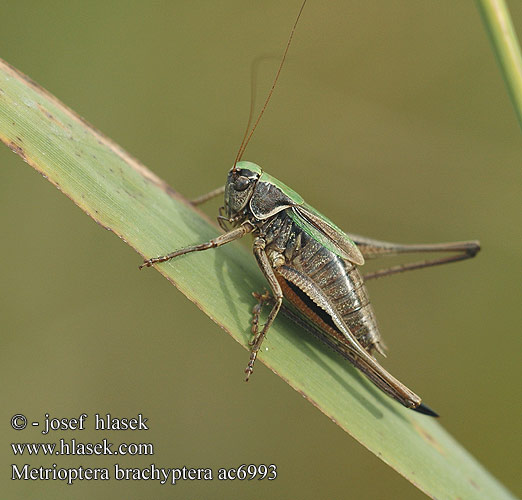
[224,162,262,221]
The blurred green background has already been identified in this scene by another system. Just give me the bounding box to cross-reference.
[1,1,520,498]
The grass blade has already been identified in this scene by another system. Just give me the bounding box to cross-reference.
[0,59,516,500]
[476,0,522,128]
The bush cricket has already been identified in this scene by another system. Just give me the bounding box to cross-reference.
[140,1,479,416]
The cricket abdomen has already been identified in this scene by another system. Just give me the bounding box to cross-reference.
[261,213,383,355]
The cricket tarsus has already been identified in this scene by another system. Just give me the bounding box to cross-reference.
[250,291,271,342]
[247,290,274,381]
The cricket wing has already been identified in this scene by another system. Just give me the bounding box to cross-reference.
[288,204,365,266]
[277,264,421,410]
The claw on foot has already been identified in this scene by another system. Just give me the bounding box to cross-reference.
[252,290,271,303]
[246,291,271,381]
[244,344,260,381]
[244,353,256,382]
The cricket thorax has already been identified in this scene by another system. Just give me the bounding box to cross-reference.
[223,163,302,229]
[256,210,384,355]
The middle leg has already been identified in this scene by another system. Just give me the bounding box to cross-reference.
[245,238,283,381]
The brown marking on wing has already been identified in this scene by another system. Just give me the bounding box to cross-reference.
[276,274,346,345]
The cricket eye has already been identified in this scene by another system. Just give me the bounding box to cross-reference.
[234,176,251,191]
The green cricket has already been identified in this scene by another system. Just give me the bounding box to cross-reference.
[140,1,479,416]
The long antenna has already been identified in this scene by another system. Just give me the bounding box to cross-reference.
[233,0,307,170]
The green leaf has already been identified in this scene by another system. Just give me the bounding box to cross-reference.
[0,59,516,500]
[476,0,522,129]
